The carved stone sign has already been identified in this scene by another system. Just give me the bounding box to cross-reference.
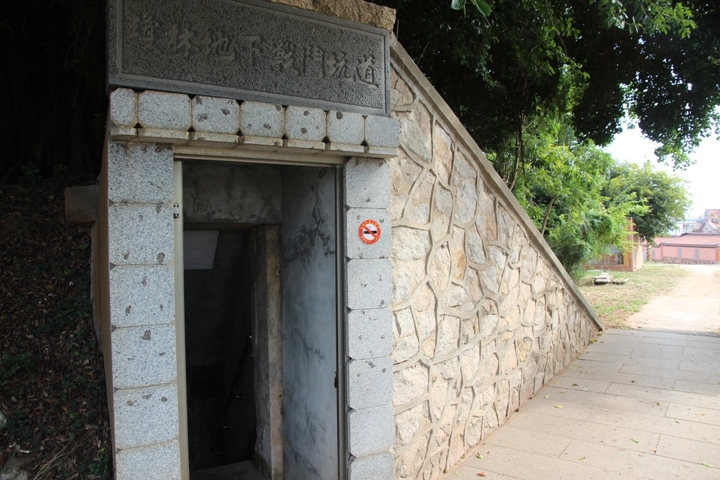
[108,0,390,116]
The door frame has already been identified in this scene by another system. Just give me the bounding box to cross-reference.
[172,155,347,479]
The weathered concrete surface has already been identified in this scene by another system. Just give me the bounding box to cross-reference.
[438,265,720,479]
[626,265,720,335]
[64,185,99,225]
[268,0,396,31]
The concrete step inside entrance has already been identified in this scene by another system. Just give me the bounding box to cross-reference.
[190,461,265,480]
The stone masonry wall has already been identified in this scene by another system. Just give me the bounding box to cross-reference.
[388,41,602,479]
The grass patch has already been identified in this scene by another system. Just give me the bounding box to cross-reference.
[576,263,689,329]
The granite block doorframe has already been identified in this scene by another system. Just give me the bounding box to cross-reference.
[101,123,397,479]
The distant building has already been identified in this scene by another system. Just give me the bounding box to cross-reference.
[675,208,720,235]
[651,233,720,264]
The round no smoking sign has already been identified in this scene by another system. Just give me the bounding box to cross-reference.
[358,219,381,245]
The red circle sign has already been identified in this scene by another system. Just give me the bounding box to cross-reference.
[358,220,381,245]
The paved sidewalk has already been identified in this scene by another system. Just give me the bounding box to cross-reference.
[440,329,720,479]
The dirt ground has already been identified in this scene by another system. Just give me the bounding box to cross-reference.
[625,264,720,335]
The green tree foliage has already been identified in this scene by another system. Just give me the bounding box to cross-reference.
[604,162,692,241]
[376,0,719,168]
[501,109,643,276]
[374,0,700,273]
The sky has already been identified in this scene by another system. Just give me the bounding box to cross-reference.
[604,125,720,219]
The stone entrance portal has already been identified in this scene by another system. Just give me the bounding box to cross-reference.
[99,2,399,477]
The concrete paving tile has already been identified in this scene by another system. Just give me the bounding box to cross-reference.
[560,438,718,479]
[483,425,571,457]
[666,403,720,427]
[520,394,595,421]
[585,342,636,355]
[556,400,720,445]
[673,379,720,396]
[639,336,720,350]
[594,333,644,343]
[656,434,720,467]
[509,412,660,454]
[633,330,692,341]
[621,363,720,384]
[637,337,689,347]
[461,444,614,480]
[599,329,646,337]
[605,383,720,411]
[684,334,720,345]
[629,343,687,360]
[567,358,625,373]
[538,385,670,417]
[525,385,720,445]
[679,360,720,374]
[580,351,681,369]
[563,368,677,390]
[439,465,523,480]
[656,418,720,446]
[547,375,611,393]
[681,346,720,363]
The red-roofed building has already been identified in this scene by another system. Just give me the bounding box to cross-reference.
[652,233,720,264]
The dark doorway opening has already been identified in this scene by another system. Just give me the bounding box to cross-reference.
[184,229,257,473]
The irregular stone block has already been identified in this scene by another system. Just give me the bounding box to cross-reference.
[391,227,431,261]
[349,452,394,480]
[115,441,181,480]
[107,142,173,203]
[111,324,177,389]
[393,362,429,407]
[347,357,393,409]
[347,404,393,457]
[365,115,400,148]
[113,384,179,449]
[239,101,284,137]
[285,106,326,149]
[347,259,391,309]
[345,158,391,209]
[328,110,364,145]
[346,208,391,259]
[109,265,174,328]
[191,96,240,134]
[138,91,191,131]
[347,308,392,359]
[110,88,138,127]
[108,203,174,266]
